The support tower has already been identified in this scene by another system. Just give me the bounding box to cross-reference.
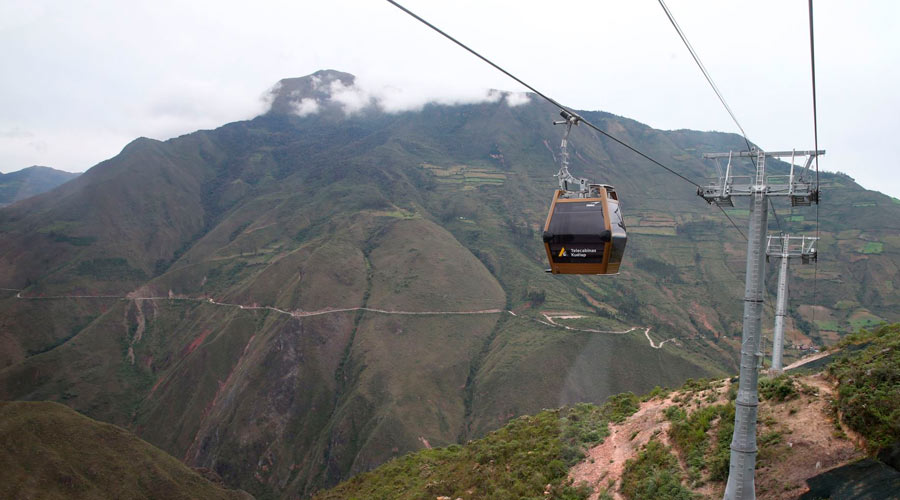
[699,148,823,500]
[765,234,818,372]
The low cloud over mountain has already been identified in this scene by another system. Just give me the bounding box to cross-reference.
[266,69,530,117]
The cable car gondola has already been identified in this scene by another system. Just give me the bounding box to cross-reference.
[542,111,627,275]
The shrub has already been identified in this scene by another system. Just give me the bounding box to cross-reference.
[759,375,798,402]
[828,323,900,453]
[643,386,670,401]
[621,440,696,500]
[666,402,734,483]
[708,402,734,482]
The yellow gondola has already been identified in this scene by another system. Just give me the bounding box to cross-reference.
[543,184,626,274]
[542,111,627,275]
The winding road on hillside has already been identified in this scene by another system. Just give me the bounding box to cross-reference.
[539,313,678,348]
[3,288,679,350]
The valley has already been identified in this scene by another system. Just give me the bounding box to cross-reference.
[0,70,897,498]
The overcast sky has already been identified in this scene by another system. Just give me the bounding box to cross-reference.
[2,0,898,197]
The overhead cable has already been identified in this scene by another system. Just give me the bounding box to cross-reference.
[808,0,821,190]
[716,205,747,240]
[657,0,752,148]
[386,0,701,190]
[769,198,784,233]
[658,0,796,239]
[809,0,821,329]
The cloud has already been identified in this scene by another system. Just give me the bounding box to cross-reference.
[137,79,270,139]
[0,127,131,172]
[0,127,35,139]
[504,91,530,107]
[294,97,319,117]
[284,75,526,117]
[0,127,48,165]
[328,79,376,114]
[28,140,48,153]
[372,80,504,113]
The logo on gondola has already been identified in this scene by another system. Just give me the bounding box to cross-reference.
[558,247,567,257]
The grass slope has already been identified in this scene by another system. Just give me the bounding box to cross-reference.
[318,323,900,499]
[0,400,250,499]
[827,323,900,453]
[314,394,640,500]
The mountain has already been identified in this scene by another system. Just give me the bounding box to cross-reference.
[0,400,252,499]
[0,165,80,206]
[315,323,900,499]
[0,70,897,498]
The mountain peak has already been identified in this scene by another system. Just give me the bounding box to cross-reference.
[266,70,359,116]
[0,165,80,206]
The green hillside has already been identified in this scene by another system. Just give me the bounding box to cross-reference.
[0,70,897,497]
[313,394,641,500]
[315,323,900,499]
[0,400,250,499]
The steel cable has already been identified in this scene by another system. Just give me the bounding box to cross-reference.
[386,0,702,190]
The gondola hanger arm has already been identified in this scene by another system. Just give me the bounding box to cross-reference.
[553,110,590,195]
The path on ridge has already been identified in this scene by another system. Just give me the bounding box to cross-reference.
[4,288,679,350]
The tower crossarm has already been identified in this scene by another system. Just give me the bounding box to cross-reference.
[702,150,825,159]
[698,149,824,207]
[766,234,819,262]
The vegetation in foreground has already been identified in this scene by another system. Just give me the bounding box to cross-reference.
[665,400,734,485]
[620,440,696,500]
[314,393,640,500]
[318,324,900,500]
[3,323,892,499]
[827,322,900,453]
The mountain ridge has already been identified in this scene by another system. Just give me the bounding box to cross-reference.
[0,70,897,498]
[0,165,80,207]
[0,400,252,499]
